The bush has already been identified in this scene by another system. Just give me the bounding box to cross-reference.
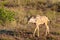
[0,7,15,24]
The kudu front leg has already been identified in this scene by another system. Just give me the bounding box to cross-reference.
[37,26,39,37]
[33,26,38,36]
[33,25,39,37]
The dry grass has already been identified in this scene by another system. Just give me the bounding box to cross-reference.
[0,0,60,40]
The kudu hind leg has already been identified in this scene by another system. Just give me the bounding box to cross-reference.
[45,23,50,36]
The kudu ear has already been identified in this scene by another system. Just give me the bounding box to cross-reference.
[26,15,32,21]
[27,15,36,21]
[28,16,32,21]
[25,15,33,24]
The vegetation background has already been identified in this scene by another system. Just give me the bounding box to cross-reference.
[0,0,60,40]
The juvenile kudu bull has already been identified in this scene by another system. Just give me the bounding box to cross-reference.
[28,15,50,37]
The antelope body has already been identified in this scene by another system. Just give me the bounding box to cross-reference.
[28,15,50,37]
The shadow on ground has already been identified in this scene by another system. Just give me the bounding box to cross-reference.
[0,30,59,40]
